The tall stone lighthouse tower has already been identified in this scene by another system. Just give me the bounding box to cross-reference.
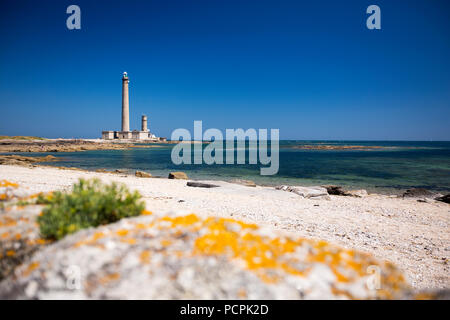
[121,72,130,132]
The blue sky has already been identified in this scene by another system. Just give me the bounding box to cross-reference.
[0,0,449,140]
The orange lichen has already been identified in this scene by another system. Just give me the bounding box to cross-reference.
[0,180,19,188]
[120,238,137,245]
[0,217,18,227]
[26,238,51,246]
[140,250,151,264]
[23,261,40,277]
[161,239,172,247]
[99,273,120,285]
[74,232,105,248]
[1,232,10,239]
[116,229,129,237]
[141,210,153,216]
[192,216,306,282]
[160,214,200,228]
[6,250,15,257]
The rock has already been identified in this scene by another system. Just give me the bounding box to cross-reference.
[135,170,152,178]
[322,185,348,196]
[0,155,59,166]
[435,194,450,204]
[115,169,127,174]
[0,205,50,281]
[95,168,108,173]
[168,172,188,180]
[347,189,368,198]
[310,195,331,201]
[276,185,328,199]
[230,179,256,187]
[402,188,435,198]
[321,185,367,197]
[186,181,219,188]
[0,212,412,299]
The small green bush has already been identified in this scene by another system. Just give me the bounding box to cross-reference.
[37,178,145,240]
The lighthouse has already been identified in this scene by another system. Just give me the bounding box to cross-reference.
[121,72,130,132]
[101,72,166,141]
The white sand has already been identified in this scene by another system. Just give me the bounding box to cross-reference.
[1,164,448,290]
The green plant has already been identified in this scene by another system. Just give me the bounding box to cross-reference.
[37,178,145,240]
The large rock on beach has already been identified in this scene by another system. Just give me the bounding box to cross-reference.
[135,170,152,178]
[346,189,368,198]
[276,185,329,200]
[321,185,368,198]
[402,188,435,198]
[322,185,348,196]
[168,172,188,180]
[0,211,412,299]
[186,181,219,188]
[434,194,450,204]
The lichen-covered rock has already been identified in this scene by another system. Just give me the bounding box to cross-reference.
[0,180,33,201]
[168,172,188,180]
[0,180,55,280]
[0,205,51,281]
[0,211,411,299]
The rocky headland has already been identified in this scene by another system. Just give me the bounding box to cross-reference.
[0,138,164,153]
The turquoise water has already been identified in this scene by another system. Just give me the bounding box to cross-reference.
[21,141,450,194]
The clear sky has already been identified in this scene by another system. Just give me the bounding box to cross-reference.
[0,0,449,140]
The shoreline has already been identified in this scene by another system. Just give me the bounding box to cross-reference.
[0,154,445,196]
[0,163,448,290]
[0,137,450,196]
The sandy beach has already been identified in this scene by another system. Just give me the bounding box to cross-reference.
[0,164,448,290]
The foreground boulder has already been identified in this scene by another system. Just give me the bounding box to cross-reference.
[0,181,52,281]
[0,212,411,299]
[168,172,188,180]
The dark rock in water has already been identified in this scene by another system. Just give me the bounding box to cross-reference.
[402,188,435,198]
[135,170,152,178]
[322,185,348,196]
[186,181,219,188]
[435,194,450,204]
[168,172,188,180]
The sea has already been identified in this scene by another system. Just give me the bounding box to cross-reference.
[32,140,450,194]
